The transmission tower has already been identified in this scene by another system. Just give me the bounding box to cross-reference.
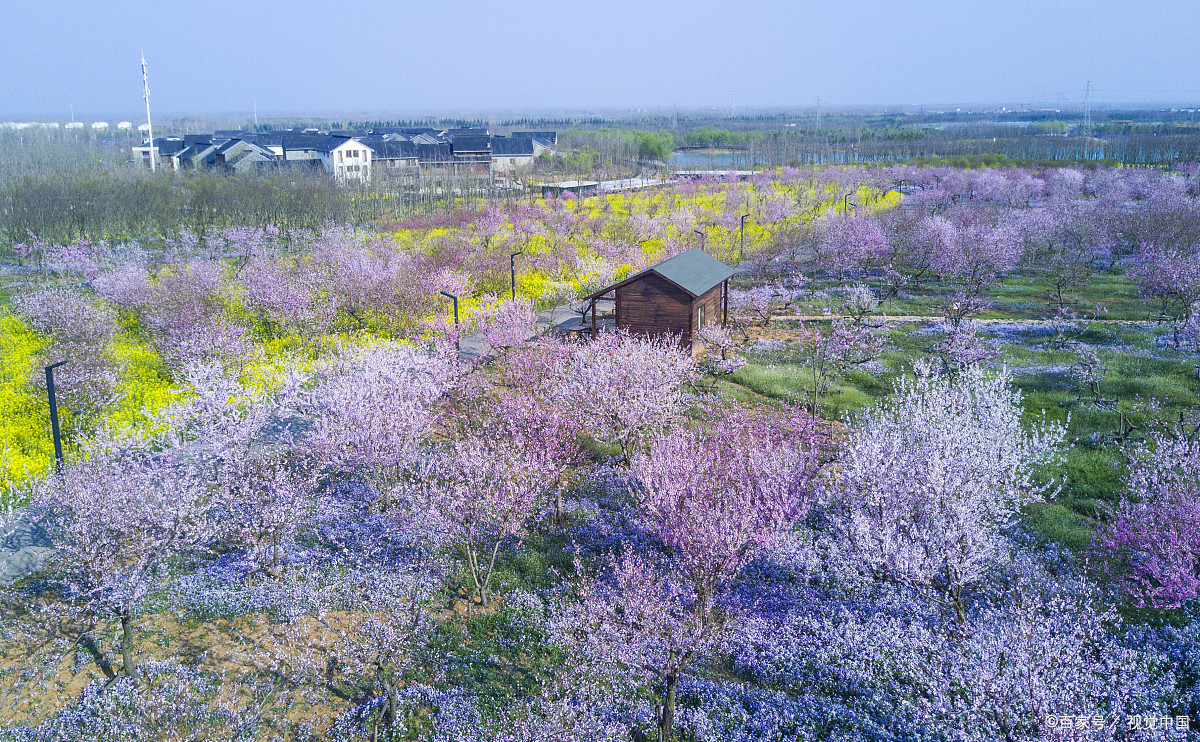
[141,50,155,172]
[1082,80,1092,135]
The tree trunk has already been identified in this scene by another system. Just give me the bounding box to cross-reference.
[119,608,140,685]
[657,673,678,742]
[382,674,398,729]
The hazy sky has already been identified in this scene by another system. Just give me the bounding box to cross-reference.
[2,0,1199,119]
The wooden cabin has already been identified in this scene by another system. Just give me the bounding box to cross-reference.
[584,248,736,351]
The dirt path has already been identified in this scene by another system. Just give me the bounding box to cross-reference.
[772,314,1157,325]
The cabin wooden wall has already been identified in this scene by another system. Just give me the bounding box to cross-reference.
[692,284,723,338]
[615,273,692,347]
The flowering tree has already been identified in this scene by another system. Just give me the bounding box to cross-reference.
[1017,204,1110,309]
[557,549,722,742]
[813,213,888,278]
[553,405,828,742]
[300,342,460,483]
[951,573,1162,740]
[13,234,110,280]
[94,260,253,372]
[1092,436,1200,608]
[631,404,828,610]
[236,257,335,339]
[410,416,561,607]
[477,296,538,353]
[215,456,314,581]
[793,318,883,409]
[924,210,1021,327]
[10,286,124,424]
[727,285,782,330]
[932,321,1002,373]
[34,438,214,683]
[554,331,695,460]
[1128,241,1200,321]
[832,365,1066,622]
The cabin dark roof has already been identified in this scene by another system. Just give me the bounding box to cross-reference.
[449,135,491,153]
[447,127,490,136]
[491,136,534,156]
[586,248,735,300]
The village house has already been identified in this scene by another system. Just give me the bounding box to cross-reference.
[131,127,554,185]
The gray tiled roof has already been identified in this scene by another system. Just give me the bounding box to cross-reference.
[449,135,491,153]
[152,137,187,155]
[365,140,419,159]
[589,248,734,299]
[491,136,534,156]
[513,131,557,145]
[642,248,736,296]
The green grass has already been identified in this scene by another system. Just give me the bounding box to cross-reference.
[1022,502,1096,552]
[727,269,1200,553]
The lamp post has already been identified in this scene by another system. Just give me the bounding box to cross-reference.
[509,251,523,300]
[693,228,706,251]
[739,213,750,260]
[45,360,68,470]
[439,291,459,350]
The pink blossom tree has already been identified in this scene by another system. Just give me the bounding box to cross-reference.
[793,318,883,409]
[557,548,722,742]
[832,365,1066,622]
[10,286,125,424]
[813,213,888,278]
[34,437,215,683]
[409,420,556,607]
[925,210,1021,326]
[215,456,314,581]
[1092,436,1200,608]
[477,296,538,353]
[553,331,695,461]
[558,404,826,742]
[300,342,461,484]
[631,404,828,610]
[1128,241,1200,321]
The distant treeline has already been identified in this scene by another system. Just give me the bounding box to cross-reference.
[0,169,513,250]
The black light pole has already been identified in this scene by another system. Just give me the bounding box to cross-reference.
[739,213,750,260]
[693,228,706,251]
[45,360,68,471]
[439,291,459,349]
[509,251,523,300]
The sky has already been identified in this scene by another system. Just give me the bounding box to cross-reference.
[1,0,1199,120]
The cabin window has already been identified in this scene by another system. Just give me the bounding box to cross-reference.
[697,304,706,328]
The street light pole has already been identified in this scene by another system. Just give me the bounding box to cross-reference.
[439,291,459,350]
[45,360,68,470]
[510,251,523,300]
[693,228,706,251]
[739,213,750,260]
